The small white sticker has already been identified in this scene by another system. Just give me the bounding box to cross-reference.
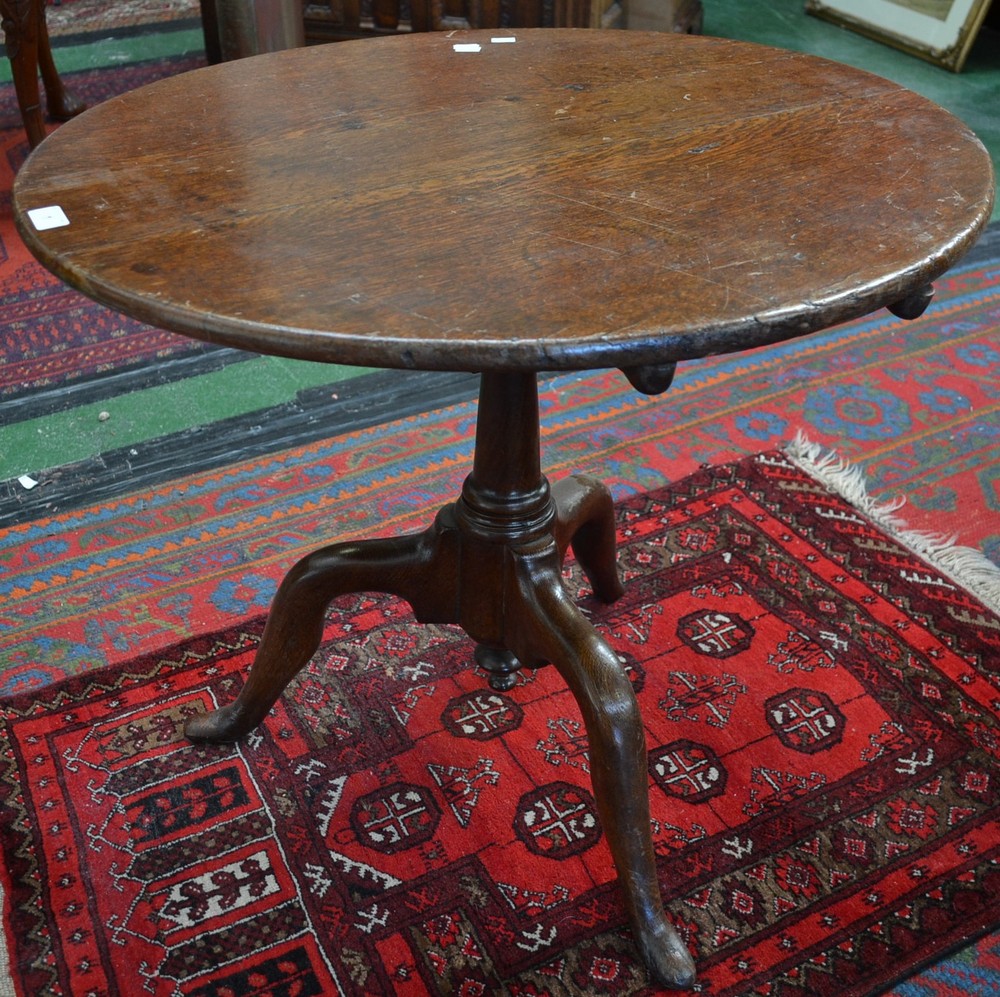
[453,43,482,52]
[27,205,70,231]
[491,36,516,42]
[18,475,39,490]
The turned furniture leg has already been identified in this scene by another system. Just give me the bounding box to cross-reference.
[1,0,84,148]
[199,0,222,64]
[186,521,460,742]
[3,0,45,147]
[36,4,84,123]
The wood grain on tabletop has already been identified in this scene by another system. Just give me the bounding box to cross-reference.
[13,30,995,372]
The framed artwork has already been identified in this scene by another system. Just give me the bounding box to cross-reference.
[804,0,994,71]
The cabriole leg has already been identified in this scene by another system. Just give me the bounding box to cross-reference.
[186,519,458,742]
[505,545,697,990]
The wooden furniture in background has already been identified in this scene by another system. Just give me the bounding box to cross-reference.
[0,0,84,147]
[200,0,703,62]
[302,0,625,36]
[13,30,993,988]
[301,0,702,39]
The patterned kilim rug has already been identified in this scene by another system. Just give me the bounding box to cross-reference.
[0,450,998,996]
[4,343,1000,697]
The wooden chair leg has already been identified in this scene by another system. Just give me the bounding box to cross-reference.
[36,1,84,122]
[2,0,46,147]
[1,0,84,148]
[199,0,222,64]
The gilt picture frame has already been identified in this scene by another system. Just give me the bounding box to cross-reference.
[804,0,993,71]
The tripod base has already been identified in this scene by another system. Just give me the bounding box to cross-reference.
[186,373,697,989]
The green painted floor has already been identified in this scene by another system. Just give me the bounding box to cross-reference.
[2,0,998,482]
[3,356,366,476]
[0,25,207,79]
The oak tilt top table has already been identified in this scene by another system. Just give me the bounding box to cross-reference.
[14,29,994,989]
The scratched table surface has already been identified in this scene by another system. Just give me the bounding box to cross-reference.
[13,29,995,373]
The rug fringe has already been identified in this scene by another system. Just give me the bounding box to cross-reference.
[785,433,1000,619]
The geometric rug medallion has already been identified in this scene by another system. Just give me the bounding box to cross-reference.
[1,451,997,995]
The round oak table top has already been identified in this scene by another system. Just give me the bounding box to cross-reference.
[13,29,995,374]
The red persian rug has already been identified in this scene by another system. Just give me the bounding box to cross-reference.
[1,450,997,996]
